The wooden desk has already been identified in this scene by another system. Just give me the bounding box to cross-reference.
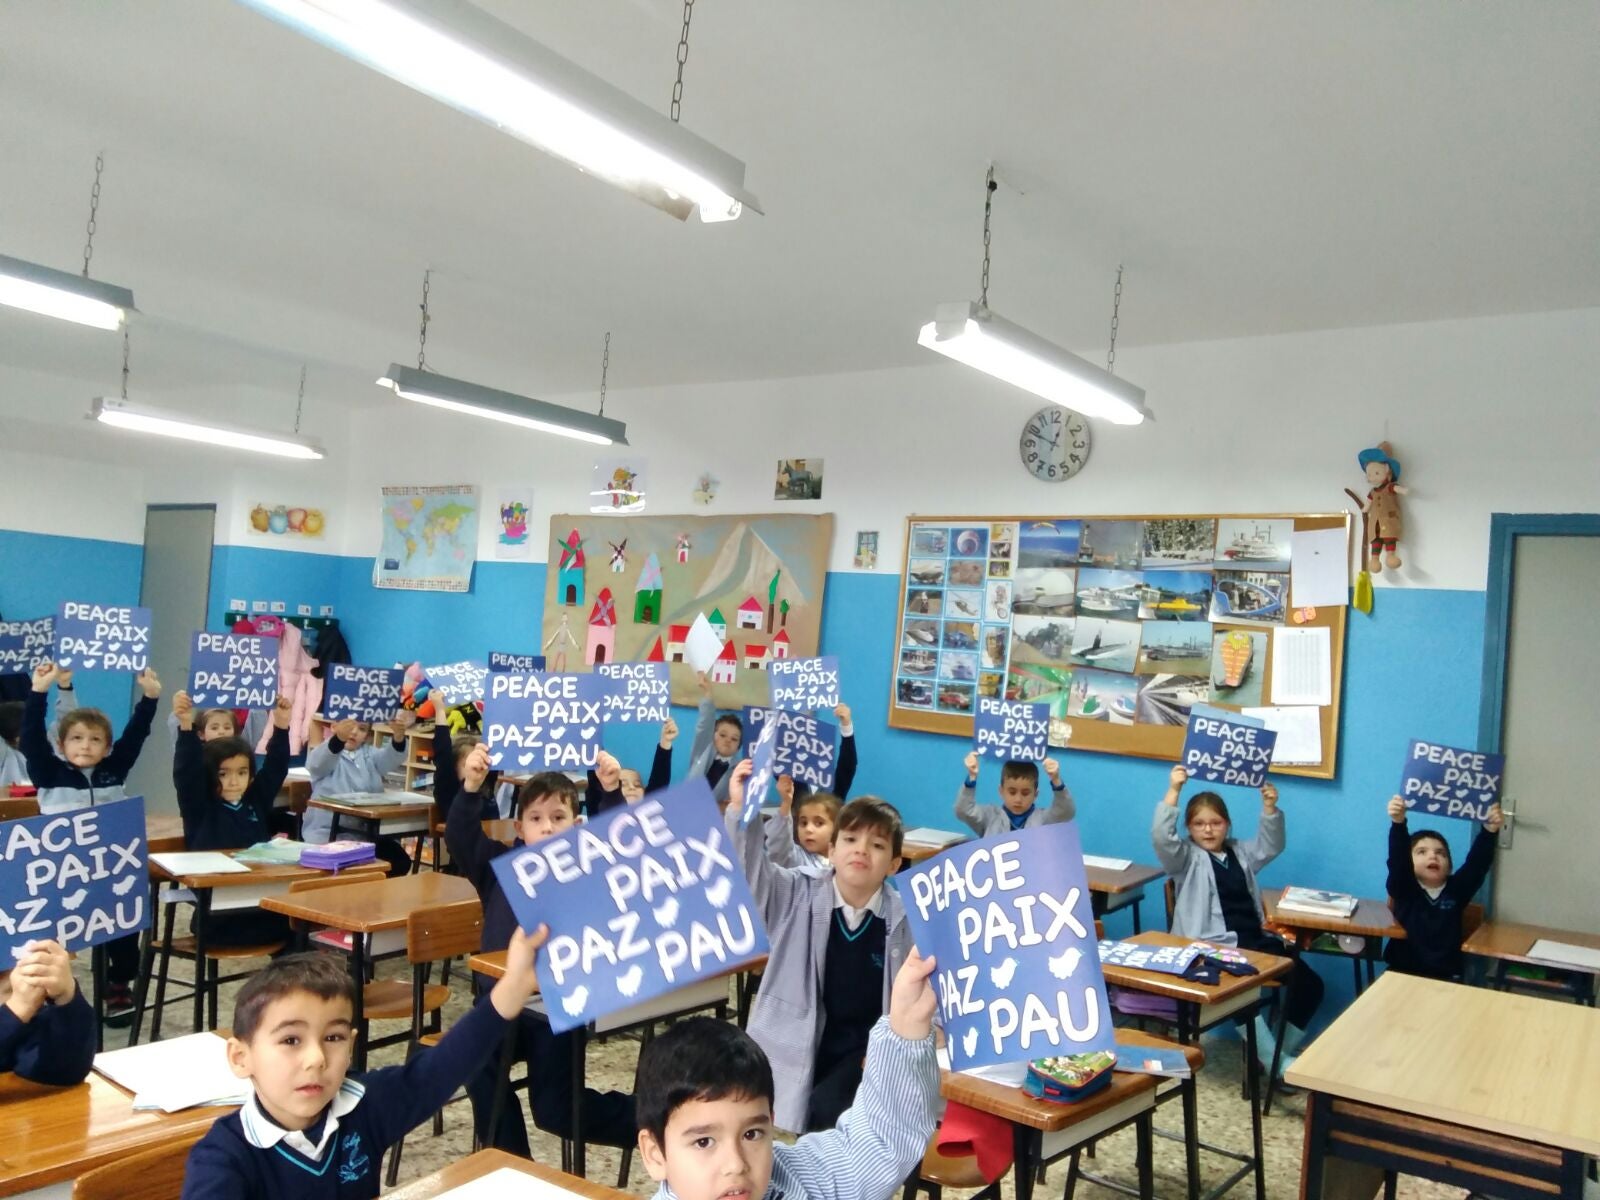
[140,855,387,1038]
[1287,972,1600,1198]
[1463,919,1600,1002]
[941,1060,1159,1200]
[384,1148,631,1200]
[145,813,186,854]
[0,1067,234,1198]
[308,796,436,871]
[901,834,968,864]
[1262,887,1404,998]
[1100,932,1292,1200]
[261,872,476,1070]
[1086,861,1165,932]
[468,949,766,1180]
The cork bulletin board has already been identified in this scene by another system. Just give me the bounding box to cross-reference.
[887,512,1351,779]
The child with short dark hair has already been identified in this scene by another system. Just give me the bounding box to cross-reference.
[22,660,161,1017]
[0,699,27,789]
[174,693,295,949]
[686,673,744,802]
[956,750,1073,835]
[0,939,95,1086]
[304,710,417,877]
[635,948,940,1200]
[1384,795,1502,979]
[727,761,911,1133]
[1154,765,1322,1072]
[764,702,861,872]
[447,746,637,1155]
[179,931,546,1200]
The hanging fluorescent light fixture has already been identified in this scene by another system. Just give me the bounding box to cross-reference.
[918,168,1150,426]
[0,156,136,330]
[89,338,325,459]
[236,0,760,223]
[376,272,628,445]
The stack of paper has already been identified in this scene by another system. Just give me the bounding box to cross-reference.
[149,851,249,876]
[1277,886,1359,917]
[94,1033,252,1112]
[1526,940,1600,971]
[1083,854,1134,871]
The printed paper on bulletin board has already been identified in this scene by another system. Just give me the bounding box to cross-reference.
[542,513,833,707]
[887,513,1350,779]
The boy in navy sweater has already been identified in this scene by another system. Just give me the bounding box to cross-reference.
[0,939,96,1085]
[173,693,295,949]
[1384,795,1503,979]
[180,931,545,1199]
[635,947,941,1200]
[447,744,637,1156]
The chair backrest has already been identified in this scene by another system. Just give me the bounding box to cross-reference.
[73,1126,208,1200]
[1164,878,1176,930]
[407,898,483,964]
[287,869,384,895]
[0,796,41,822]
[1462,901,1486,938]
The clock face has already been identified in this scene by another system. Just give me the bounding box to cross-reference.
[1019,406,1091,481]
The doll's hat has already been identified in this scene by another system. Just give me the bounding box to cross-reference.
[1358,441,1401,482]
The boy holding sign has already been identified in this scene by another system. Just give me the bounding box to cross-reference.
[726,759,912,1134]
[0,939,95,1085]
[1153,765,1321,1073]
[634,950,940,1200]
[304,708,416,878]
[686,673,744,801]
[1383,795,1503,980]
[956,753,1072,836]
[445,745,638,1157]
[21,661,161,1018]
[181,930,547,1200]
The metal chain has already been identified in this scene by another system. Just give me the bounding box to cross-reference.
[82,153,104,278]
[670,0,694,122]
[979,166,996,308]
[417,269,431,371]
[1106,264,1124,374]
[599,331,611,416]
[120,326,130,401]
[294,365,307,434]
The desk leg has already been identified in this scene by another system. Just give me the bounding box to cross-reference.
[1180,1074,1200,1200]
[1131,892,1143,934]
[193,889,212,1035]
[1136,1111,1154,1200]
[1012,1123,1039,1200]
[1242,1014,1266,1200]
[572,1024,588,1178]
[484,1020,517,1152]
[351,931,368,1073]
[1263,991,1290,1116]
[91,943,107,1051]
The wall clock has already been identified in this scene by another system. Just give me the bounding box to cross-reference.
[1019,405,1090,481]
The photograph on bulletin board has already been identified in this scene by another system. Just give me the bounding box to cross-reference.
[889,512,1351,779]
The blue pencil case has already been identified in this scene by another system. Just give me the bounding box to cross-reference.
[1024,1051,1117,1103]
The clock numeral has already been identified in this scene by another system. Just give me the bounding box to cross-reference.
[1026,450,1039,463]
[1047,464,1058,478]
[1025,424,1042,439]
[1068,453,1082,465]
[1072,439,1087,450]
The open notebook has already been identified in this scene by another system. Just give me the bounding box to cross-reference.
[431,1169,597,1199]
[94,1032,252,1112]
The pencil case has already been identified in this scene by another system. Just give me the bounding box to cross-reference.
[1024,1050,1116,1103]
[300,840,377,871]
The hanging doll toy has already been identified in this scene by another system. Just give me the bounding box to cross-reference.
[1344,441,1408,613]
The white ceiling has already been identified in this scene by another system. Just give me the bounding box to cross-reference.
[2,1,1597,405]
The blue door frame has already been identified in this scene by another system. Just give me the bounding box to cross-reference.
[1478,513,1600,753]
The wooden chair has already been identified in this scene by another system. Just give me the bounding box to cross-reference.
[0,795,41,822]
[383,898,484,1186]
[902,1136,1003,1200]
[72,1127,209,1200]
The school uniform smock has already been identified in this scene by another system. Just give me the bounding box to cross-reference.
[646,1019,939,1200]
[954,775,1075,838]
[0,988,96,1085]
[180,995,509,1199]
[728,805,911,1134]
[20,691,157,814]
[301,734,406,843]
[0,740,29,789]
[1151,801,1283,943]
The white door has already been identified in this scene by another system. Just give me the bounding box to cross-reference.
[1493,535,1600,929]
[124,506,215,814]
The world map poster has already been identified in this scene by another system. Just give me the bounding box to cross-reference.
[373,483,480,592]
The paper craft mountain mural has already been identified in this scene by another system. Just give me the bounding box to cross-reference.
[543,513,833,705]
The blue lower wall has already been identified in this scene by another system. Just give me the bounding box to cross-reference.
[5,531,1491,1032]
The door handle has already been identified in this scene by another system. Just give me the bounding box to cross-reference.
[1498,796,1516,849]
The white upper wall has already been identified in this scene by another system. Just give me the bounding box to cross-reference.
[5,306,1599,591]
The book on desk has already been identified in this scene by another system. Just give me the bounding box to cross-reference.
[1277,886,1359,917]
[1114,1045,1192,1079]
[94,1032,251,1113]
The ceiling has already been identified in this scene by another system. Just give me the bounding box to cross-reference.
[2,1,1597,406]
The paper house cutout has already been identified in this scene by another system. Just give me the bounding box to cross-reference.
[634,553,663,624]
[707,607,727,639]
[675,533,691,564]
[710,639,738,684]
[771,629,791,660]
[557,529,586,607]
[586,588,617,664]
[645,635,666,663]
[667,623,691,664]
[736,596,764,630]
[743,642,768,671]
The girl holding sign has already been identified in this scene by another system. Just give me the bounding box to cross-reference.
[1153,766,1323,1074]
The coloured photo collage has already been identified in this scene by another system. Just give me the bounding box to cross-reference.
[894,516,1299,736]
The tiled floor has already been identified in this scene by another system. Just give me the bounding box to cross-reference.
[90,957,1476,1199]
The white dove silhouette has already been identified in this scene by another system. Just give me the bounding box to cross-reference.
[653,896,681,928]
[961,1027,980,1058]
[1048,947,1082,980]
[704,876,733,909]
[616,965,645,998]
[989,956,1018,988]
[561,986,590,1017]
